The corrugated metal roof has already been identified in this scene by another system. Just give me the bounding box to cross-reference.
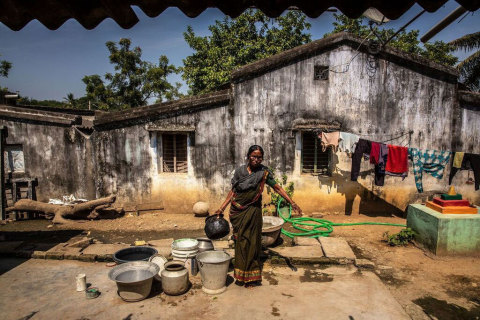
[1,0,479,31]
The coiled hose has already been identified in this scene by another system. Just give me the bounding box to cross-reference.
[277,198,407,238]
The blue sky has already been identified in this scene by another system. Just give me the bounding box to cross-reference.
[0,1,478,102]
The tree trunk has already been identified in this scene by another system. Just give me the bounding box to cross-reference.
[9,195,120,224]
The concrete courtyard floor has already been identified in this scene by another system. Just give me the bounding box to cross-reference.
[0,258,408,320]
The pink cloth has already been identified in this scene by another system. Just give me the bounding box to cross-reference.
[320,131,340,152]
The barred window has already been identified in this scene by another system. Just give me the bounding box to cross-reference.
[301,132,330,175]
[161,134,188,173]
[314,65,329,80]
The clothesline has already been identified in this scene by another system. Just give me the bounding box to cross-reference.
[316,130,479,193]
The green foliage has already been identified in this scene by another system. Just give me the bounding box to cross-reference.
[383,228,416,246]
[17,96,65,108]
[0,54,12,78]
[182,10,311,95]
[450,32,480,91]
[264,169,295,215]
[325,14,458,67]
[83,38,182,110]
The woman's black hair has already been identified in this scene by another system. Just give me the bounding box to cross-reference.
[246,145,264,158]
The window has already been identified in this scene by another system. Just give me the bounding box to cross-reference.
[301,132,330,175]
[4,144,25,173]
[314,65,329,80]
[161,134,188,173]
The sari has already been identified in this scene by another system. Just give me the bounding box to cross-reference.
[229,165,273,283]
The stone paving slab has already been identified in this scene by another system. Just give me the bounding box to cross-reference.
[293,237,320,246]
[319,237,356,261]
[269,246,326,264]
[45,243,84,260]
[81,244,130,262]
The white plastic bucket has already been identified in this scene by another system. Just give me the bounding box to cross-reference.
[172,248,198,276]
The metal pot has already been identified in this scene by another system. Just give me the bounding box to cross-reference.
[113,246,158,264]
[196,237,214,253]
[161,261,189,295]
[262,216,285,247]
[108,261,159,302]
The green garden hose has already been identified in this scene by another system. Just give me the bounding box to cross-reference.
[277,198,407,238]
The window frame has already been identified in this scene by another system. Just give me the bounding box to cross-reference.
[157,132,189,174]
[300,131,332,176]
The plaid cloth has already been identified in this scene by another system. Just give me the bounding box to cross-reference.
[408,148,451,193]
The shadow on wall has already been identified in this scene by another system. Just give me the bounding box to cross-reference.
[319,154,405,217]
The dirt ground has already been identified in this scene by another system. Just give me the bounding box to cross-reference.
[1,211,479,319]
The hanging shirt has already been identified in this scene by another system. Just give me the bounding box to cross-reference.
[320,131,340,152]
[370,142,381,164]
[408,148,451,193]
[453,152,465,168]
[377,143,388,174]
[449,153,480,191]
[385,145,409,176]
[351,139,385,186]
[338,132,359,154]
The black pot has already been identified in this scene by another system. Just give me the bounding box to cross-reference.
[204,214,230,240]
[113,246,158,264]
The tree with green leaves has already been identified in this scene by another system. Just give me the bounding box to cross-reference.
[325,14,458,67]
[83,38,181,110]
[182,10,311,95]
[450,32,480,91]
[0,54,12,78]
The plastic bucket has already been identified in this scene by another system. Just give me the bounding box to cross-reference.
[172,248,198,276]
[196,250,231,294]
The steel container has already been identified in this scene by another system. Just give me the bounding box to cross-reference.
[108,261,159,302]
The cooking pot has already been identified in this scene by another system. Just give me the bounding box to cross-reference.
[204,214,230,240]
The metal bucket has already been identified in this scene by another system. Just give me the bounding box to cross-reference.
[196,250,231,294]
[108,261,159,302]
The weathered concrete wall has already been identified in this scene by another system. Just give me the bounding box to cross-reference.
[0,120,95,202]
[93,104,234,212]
[233,44,480,214]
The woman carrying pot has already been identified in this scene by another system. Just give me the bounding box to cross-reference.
[214,145,302,287]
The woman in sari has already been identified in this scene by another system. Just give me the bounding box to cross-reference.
[214,145,302,287]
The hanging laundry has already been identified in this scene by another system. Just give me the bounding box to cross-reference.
[319,131,340,152]
[385,145,408,177]
[449,153,480,191]
[351,139,384,186]
[370,142,381,164]
[408,148,451,193]
[338,132,359,154]
[453,152,465,168]
[377,144,388,174]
